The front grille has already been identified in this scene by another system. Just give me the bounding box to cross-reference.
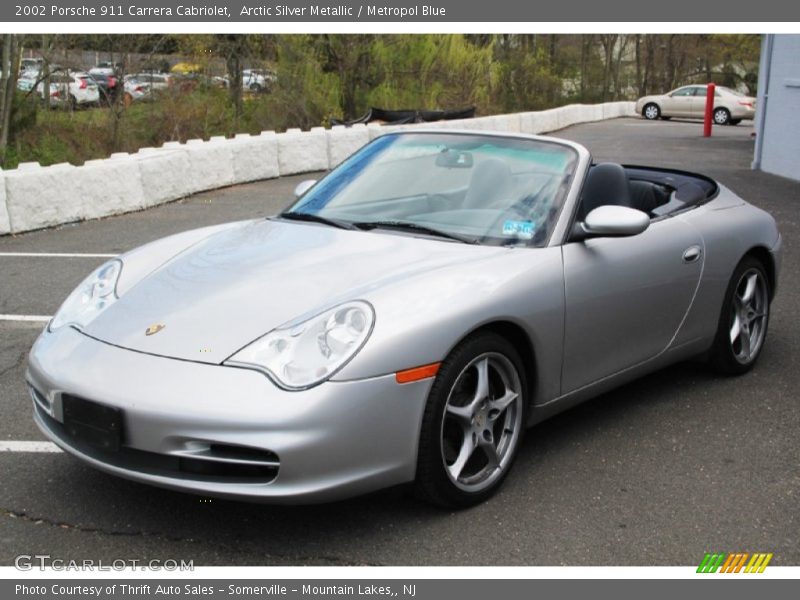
[35,403,279,484]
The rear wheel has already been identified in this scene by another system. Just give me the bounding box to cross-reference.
[713,107,731,125]
[643,103,660,120]
[415,332,528,508]
[709,257,771,375]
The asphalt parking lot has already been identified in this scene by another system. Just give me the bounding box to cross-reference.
[1,118,798,566]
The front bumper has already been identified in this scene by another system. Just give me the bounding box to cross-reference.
[28,327,432,503]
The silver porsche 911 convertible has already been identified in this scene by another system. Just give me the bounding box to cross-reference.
[28,131,781,507]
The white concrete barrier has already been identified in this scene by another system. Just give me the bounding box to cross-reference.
[0,102,638,235]
[277,127,328,175]
[183,137,236,194]
[553,105,574,131]
[78,154,147,220]
[4,162,83,232]
[230,132,279,184]
[135,146,193,207]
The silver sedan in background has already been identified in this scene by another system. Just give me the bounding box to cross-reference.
[636,85,756,125]
[28,131,780,507]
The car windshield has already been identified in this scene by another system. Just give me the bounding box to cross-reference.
[285,132,578,246]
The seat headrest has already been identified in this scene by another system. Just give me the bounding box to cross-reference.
[578,163,633,221]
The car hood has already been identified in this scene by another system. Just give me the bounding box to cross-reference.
[84,219,507,364]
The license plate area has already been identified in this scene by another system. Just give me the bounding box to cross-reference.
[62,395,123,452]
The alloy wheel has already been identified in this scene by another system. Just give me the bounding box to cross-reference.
[440,352,523,493]
[729,268,769,364]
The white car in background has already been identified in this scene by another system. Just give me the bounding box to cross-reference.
[122,78,152,104]
[89,62,122,77]
[635,85,756,125]
[37,70,99,108]
[17,73,37,92]
[242,68,276,92]
[20,57,44,73]
[124,72,173,92]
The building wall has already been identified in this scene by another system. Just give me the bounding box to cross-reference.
[754,35,800,181]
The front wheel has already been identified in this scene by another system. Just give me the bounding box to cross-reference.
[415,332,528,508]
[708,257,771,375]
[643,103,660,120]
[713,107,731,125]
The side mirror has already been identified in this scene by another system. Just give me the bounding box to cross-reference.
[294,179,317,198]
[572,205,650,241]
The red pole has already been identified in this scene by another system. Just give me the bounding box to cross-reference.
[703,82,716,137]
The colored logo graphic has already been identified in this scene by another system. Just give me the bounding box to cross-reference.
[697,552,773,573]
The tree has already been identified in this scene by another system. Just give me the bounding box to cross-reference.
[0,34,22,165]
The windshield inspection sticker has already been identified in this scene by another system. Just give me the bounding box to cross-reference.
[502,220,535,239]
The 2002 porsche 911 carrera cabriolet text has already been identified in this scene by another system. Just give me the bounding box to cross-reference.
[28,131,781,507]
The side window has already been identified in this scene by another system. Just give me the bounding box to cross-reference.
[694,87,707,97]
[672,87,694,97]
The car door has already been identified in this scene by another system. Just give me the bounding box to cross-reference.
[560,217,704,393]
[690,86,709,118]
[662,86,695,117]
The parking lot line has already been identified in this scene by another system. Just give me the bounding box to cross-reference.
[0,252,117,258]
[0,315,51,322]
[0,441,61,453]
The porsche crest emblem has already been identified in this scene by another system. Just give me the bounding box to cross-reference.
[145,324,166,336]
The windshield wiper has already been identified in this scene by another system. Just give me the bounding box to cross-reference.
[352,220,476,244]
[276,212,357,230]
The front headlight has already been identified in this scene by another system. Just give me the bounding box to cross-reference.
[49,259,122,331]
[225,301,375,390]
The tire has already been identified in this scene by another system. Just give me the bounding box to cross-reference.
[713,107,731,125]
[249,83,263,93]
[729,119,742,126]
[643,103,661,120]
[415,332,528,508]
[708,256,771,376]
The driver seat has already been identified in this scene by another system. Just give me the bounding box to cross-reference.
[577,163,633,221]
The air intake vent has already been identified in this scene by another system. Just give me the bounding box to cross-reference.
[176,443,280,481]
[28,385,52,415]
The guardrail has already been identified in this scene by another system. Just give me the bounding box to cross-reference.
[0,101,635,235]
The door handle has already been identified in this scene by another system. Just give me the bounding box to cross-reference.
[682,245,702,263]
